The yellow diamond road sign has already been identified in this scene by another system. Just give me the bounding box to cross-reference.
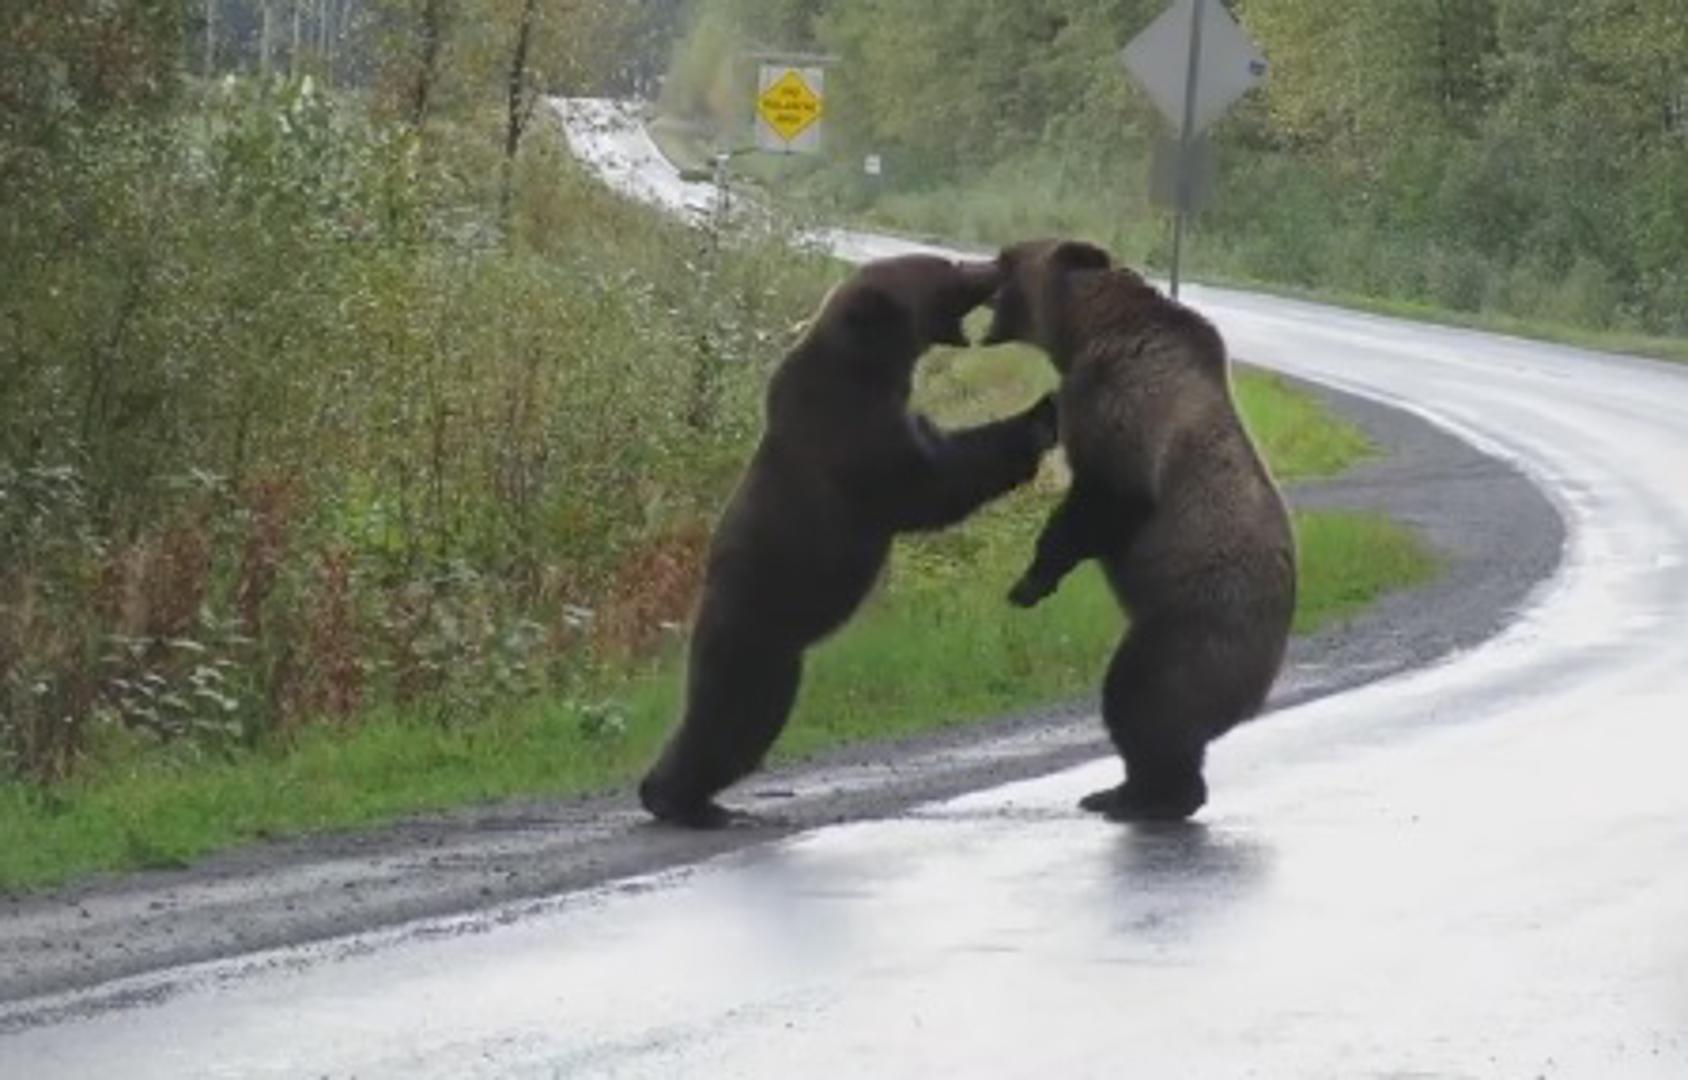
[756,67,824,151]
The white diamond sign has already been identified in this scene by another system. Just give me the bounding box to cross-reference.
[1121,0,1267,135]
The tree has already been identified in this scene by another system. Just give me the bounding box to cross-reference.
[499,0,539,217]
[411,0,448,126]
[260,0,276,76]
[1237,0,1498,158]
[1,0,186,155]
[1569,0,1688,139]
[205,0,218,76]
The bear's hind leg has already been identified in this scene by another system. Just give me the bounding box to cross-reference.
[637,781,742,829]
[640,635,804,829]
[1077,784,1127,813]
[1079,776,1209,822]
[1090,623,1211,821]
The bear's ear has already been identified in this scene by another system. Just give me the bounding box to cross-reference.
[979,239,1109,351]
[1049,240,1112,273]
[838,281,914,347]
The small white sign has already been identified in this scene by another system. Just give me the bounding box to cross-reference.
[1121,0,1267,135]
[863,153,882,176]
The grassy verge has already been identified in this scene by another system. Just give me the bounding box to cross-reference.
[0,506,1433,891]
[0,342,1434,892]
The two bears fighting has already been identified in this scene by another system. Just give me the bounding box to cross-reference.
[639,239,1296,828]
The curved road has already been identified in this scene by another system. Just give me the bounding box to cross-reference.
[3,100,1687,1077]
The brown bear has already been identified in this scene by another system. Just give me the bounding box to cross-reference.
[982,238,1296,821]
[639,253,1059,827]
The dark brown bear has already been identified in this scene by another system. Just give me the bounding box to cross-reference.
[639,253,1059,828]
[982,238,1296,821]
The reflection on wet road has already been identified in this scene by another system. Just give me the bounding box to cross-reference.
[7,699,1687,1077]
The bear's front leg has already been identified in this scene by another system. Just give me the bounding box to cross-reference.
[872,395,1058,534]
[1009,485,1101,608]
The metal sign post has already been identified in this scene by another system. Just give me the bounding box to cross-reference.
[1122,0,1267,300]
[1170,0,1207,299]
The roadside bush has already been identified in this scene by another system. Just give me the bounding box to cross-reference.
[0,77,833,783]
[1423,245,1494,314]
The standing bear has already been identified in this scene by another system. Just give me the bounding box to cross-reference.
[982,238,1296,821]
[639,253,1059,827]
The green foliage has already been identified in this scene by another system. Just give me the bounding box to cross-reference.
[0,72,835,784]
[1238,0,1498,152]
[0,4,1439,880]
[670,0,1688,339]
[1,0,186,154]
[1231,373,1375,481]
[1292,511,1439,634]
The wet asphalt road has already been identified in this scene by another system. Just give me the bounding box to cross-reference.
[3,101,1688,1077]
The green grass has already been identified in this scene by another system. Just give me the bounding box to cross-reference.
[1232,368,1377,481]
[1291,511,1439,632]
[917,333,1375,483]
[0,345,1430,892]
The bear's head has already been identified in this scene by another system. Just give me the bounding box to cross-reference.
[816,254,1000,370]
[980,238,1114,369]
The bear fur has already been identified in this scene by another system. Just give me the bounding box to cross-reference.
[639,253,1059,827]
[982,238,1296,821]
